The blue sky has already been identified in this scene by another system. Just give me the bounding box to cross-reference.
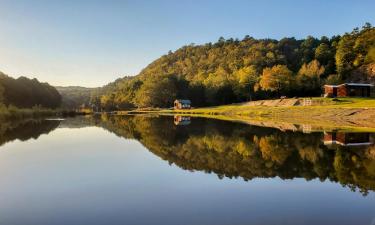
[0,0,374,87]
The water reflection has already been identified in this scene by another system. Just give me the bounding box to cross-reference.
[0,119,60,146]
[1,115,375,196]
[324,132,373,146]
[173,115,191,125]
[93,115,375,195]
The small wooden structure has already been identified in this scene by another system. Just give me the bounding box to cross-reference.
[174,99,191,109]
[324,83,373,98]
[323,132,372,146]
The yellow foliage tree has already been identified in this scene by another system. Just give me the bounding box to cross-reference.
[297,60,325,95]
[259,65,294,96]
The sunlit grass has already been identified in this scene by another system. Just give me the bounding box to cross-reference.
[164,97,375,114]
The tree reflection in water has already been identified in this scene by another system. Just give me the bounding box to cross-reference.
[0,119,60,146]
[1,115,374,196]
[94,115,375,196]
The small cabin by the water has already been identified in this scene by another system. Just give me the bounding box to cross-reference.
[324,83,373,98]
[174,99,191,109]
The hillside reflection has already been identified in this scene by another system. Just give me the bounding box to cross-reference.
[1,115,375,195]
[93,115,375,195]
[0,119,60,146]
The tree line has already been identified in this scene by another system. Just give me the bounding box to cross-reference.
[97,23,374,110]
[0,72,61,109]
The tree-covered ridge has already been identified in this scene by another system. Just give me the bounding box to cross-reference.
[55,86,96,109]
[99,23,374,109]
[0,72,61,109]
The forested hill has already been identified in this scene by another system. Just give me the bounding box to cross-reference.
[56,86,96,109]
[0,72,61,109]
[97,23,374,110]
[55,76,132,109]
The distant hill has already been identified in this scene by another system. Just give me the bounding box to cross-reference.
[55,86,97,109]
[55,77,128,109]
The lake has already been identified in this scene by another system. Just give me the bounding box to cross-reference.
[0,115,374,225]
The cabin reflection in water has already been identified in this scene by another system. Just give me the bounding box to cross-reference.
[323,132,373,146]
[174,116,191,125]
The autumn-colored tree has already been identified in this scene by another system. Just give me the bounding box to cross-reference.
[297,60,325,95]
[298,60,325,77]
[367,47,375,63]
[259,65,294,96]
[258,135,293,165]
[233,65,259,100]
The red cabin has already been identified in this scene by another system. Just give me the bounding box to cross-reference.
[324,83,373,98]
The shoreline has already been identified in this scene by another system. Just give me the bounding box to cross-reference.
[118,97,375,132]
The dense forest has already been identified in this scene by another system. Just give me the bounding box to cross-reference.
[0,72,61,109]
[96,23,374,110]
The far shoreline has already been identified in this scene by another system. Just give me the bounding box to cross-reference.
[113,97,375,132]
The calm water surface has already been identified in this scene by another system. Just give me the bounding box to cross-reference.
[0,116,374,225]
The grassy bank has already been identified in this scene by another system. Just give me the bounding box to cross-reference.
[148,97,375,131]
[0,104,89,120]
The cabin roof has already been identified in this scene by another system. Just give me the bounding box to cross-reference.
[324,83,374,88]
[174,99,191,104]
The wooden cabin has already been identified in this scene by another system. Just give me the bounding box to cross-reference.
[174,99,191,109]
[323,132,372,146]
[324,83,373,98]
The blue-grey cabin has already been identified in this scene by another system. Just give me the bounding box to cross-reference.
[174,99,191,109]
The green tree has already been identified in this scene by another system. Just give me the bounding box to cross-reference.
[300,36,319,64]
[325,74,343,85]
[134,75,177,108]
[315,42,335,74]
[336,24,374,80]
[0,83,4,104]
[0,72,61,108]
